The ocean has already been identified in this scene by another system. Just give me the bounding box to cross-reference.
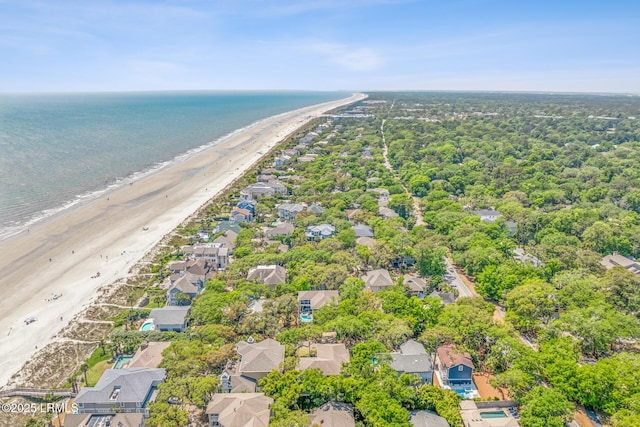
[0,91,346,239]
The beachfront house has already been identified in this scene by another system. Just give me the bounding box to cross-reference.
[75,368,165,415]
[305,224,336,241]
[390,340,433,384]
[237,199,257,215]
[247,265,286,288]
[240,181,287,200]
[182,243,229,269]
[273,155,291,168]
[229,207,253,224]
[277,203,305,221]
[206,393,272,427]
[298,344,350,376]
[436,344,474,388]
[167,274,204,305]
[148,306,190,332]
[362,269,394,293]
[63,413,144,427]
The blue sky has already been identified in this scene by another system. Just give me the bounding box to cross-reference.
[1,0,639,93]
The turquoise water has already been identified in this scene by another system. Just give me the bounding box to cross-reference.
[139,319,155,331]
[114,355,133,369]
[0,91,346,238]
[300,313,313,322]
[480,411,507,419]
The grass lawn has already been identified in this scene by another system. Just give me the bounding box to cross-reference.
[86,360,112,387]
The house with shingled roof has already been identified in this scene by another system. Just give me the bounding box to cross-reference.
[205,393,272,427]
[361,269,394,293]
[220,338,285,393]
[311,402,356,427]
[390,340,433,384]
[298,290,340,315]
[247,265,286,288]
[298,344,350,376]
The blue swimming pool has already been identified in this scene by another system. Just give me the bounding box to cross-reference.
[300,313,313,322]
[114,355,133,369]
[139,319,155,331]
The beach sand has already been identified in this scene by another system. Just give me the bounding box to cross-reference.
[0,93,365,388]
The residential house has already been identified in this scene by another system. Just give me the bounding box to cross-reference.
[273,155,290,168]
[247,265,287,288]
[353,223,374,238]
[428,290,456,306]
[282,148,299,157]
[213,221,242,235]
[513,248,543,267]
[307,203,324,215]
[436,345,474,387]
[205,393,272,427]
[63,413,144,427]
[148,306,190,332]
[298,290,340,314]
[362,269,394,293]
[212,230,238,255]
[266,222,295,238]
[220,338,285,392]
[473,209,502,222]
[345,209,363,223]
[128,342,171,369]
[310,402,356,427]
[277,203,305,220]
[299,132,318,144]
[390,340,433,384]
[298,344,350,376]
[403,274,427,299]
[167,274,204,305]
[237,199,257,215]
[305,224,336,241]
[356,236,375,247]
[378,206,399,219]
[75,368,165,415]
[409,411,450,427]
[240,181,287,200]
[182,244,229,269]
[369,188,390,201]
[297,154,317,163]
[230,207,253,224]
[601,252,640,274]
[459,401,519,427]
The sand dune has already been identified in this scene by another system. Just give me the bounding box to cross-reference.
[0,93,365,388]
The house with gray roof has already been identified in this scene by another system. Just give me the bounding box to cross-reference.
[64,413,144,427]
[206,393,272,427]
[149,306,190,332]
[305,224,336,241]
[472,209,501,222]
[307,203,324,215]
[353,223,374,238]
[247,265,286,288]
[167,274,204,305]
[277,203,305,220]
[240,182,287,200]
[298,290,340,314]
[311,402,356,427]
[75,368,165,415]
[362,269,394,293]
[230,207,253,224]
[378,206,399,219]
[212,230,238,255]
[410,410,450,427]
[390,340,433,384]
[220,338,284,392]
[266,222,295,238]
[428,290,456,306]
[404,274,427,299]
[298,344,350,376]
[182,243,229,269]
[213,221,242,234]
[601,252,640,274]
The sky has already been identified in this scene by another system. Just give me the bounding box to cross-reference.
[1,0,639,93]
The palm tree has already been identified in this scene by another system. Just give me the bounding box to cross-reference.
[80,363,90,386]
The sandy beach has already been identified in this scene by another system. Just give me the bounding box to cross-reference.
[0,93,365,389]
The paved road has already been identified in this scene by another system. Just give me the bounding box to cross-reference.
[443,258,474,298]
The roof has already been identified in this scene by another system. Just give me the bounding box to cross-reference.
[311,402,356,427]
[170,275,199,294]
[307,203,324,214]
[353,223,374,238]
[601,252,640,272]
[128,342,171,369]
[400,340,427,355]
[378,206,399,218]
[298,290,340,310]
[149,306,190,326]
[306,224,336,235]
[236,338,285,375]
[410,411,450,427]
[278,203,305,212]
[345,209,363,220]
[63,413,144,427]
[361,269,394,291]
[247,265,286,286]
[390,353,433,374]
[206,393,273,427]
[356,236,376,247]
[231,207,252,217]
[266,222,295,236]
[298,344,350,375]
[437,344,474,369]
[429,291,456,305]
[214,221,242,234]
[75,368,165,405]
[404,274,427,292]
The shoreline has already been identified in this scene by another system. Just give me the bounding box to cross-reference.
[0,92,365,389]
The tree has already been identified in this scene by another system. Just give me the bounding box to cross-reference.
[505,280,556,334]
[80,362,89,386]
[597,267,640,315]
[520,386,574,427]
[389,193,414,219]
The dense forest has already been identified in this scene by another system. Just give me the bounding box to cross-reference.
[31,93,640,427]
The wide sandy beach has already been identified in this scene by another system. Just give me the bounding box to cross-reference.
[0,93,365,388]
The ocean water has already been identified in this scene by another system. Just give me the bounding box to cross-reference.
[0,91,346,238]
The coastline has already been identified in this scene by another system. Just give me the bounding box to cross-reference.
[0,92,365,388]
